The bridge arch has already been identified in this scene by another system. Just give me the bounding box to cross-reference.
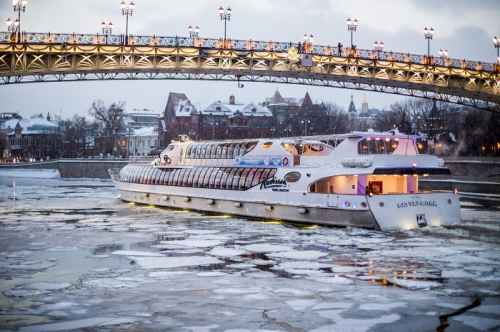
[0,32,498,111]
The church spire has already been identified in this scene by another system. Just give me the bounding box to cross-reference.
[302,91,313,108]
[348,94,357,113]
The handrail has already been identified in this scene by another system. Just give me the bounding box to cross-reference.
[0,31,497,73]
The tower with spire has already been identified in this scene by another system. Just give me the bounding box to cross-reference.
[348,95,357,114]
[301,92,313,109]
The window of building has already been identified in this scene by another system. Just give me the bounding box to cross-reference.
[358,138,399,155]
[220,168,231,189]
[193,167,205,187]
[239,168,252,190]
[208,167,219,188]
[213,168,224,189]
[170,169,180,186]
[215,145,223,159]
[221,144,228,159]
[227,144,235,159]
[231,168,245,190]
[176,169,187,186]
[201,167,213,188]
[245,168,257,188]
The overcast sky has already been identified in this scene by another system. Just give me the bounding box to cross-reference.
[1,0,499,119]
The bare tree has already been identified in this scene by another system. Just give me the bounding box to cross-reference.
[89,100,125,155]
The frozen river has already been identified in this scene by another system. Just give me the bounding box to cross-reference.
[0,178,499,332]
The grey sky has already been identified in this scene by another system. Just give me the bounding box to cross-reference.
[0,0,499,118]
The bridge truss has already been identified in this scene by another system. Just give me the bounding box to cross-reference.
[0,32,498,111]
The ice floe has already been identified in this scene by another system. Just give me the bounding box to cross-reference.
[209,247,246,257]
[111,250,164,257]
[134,256,222,269]
[268,250,328,260]
[242,244,291,253]
[18,317,138,332]
[389,278,441,290]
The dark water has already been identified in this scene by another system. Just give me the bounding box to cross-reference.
[0,178,499,332]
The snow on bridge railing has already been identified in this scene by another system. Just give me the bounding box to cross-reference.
[0,31,497,72]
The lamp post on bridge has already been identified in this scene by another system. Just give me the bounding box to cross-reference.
[188,25,200,38]
[346,17,359,48]
[218,6,231,42]
[120,0,135,45]
[101,20,113,43]
[12,0,27,42]
[303,33,314,52]
[373,41,384,58]
[493,36,500,61]
[424,26,434,59]
[5,17,20,39]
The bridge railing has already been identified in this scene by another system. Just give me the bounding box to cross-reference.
[0,31,497,73]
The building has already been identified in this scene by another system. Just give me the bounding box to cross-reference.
[128,126,159,156]
[200,96,273,140]
[1,113,62,161]
[163,93,274,143]
[124,109,162,130]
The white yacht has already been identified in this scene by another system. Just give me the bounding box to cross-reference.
[111,130,461,231]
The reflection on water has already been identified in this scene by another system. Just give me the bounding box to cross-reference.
[0,177,499,331]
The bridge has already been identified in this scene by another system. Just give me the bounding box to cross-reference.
[0,32,498,111]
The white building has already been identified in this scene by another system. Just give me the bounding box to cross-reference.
[128,126,159,156]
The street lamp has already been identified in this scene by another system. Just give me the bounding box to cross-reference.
[373,41,384,57]
[5,17,19,34]
[424,26,435,58]
[188,25,200,38]
[346,17,359,48]
[101,20,113,36]
[493,36,500,58]
[218,6,231,41]
[12,0,27,41]
[301,119,311,136]
[303,33,314,52]
[303,33,314,44]
[120,0,135,45]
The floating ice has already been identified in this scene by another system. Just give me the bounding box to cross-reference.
[243,243,291,253]
[134,256,222,269]
[286,299,318,311]
[183,324,219,332]
[313,302,352,310]
[275,261,331,270]
[167,239,224,248]
[312,276,353,285]
[18,317,138,332]
[112,250,164,257]
[268,250,328,260]
[359,302,407,311]
[148,271,192,278]
[311,313,400,332]
[209,247,246,257]
[390,278,441,290]
[214,287,260,295]
[197,271,227,277]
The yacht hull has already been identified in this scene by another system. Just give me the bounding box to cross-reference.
[115,182,378,229]
[114,180,461,231]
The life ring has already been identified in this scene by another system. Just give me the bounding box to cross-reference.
[282,157,289,167]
